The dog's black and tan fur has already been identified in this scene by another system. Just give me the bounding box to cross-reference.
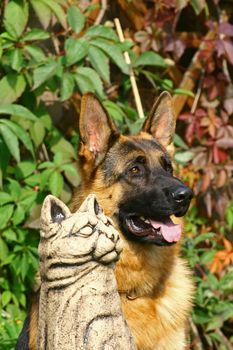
[17,92,194,350]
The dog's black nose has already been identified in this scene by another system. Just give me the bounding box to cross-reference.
[171,186,193,203]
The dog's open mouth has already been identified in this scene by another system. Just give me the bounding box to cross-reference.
[124,215,181,245]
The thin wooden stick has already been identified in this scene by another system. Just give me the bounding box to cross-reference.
[95,0,107,25]
[114,18,145,119]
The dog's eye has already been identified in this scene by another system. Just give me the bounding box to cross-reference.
[130,166,140,174]
[128,164,143,176]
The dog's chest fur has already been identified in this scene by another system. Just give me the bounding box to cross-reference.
[114,241,194,350]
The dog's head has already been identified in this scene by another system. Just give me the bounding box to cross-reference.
[75,92,193,247]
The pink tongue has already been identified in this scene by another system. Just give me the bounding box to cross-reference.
[149,218,181,243]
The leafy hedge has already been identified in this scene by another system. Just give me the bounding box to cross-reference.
[0,1,232,349]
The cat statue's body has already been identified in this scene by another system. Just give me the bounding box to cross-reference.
[38,194,136,350]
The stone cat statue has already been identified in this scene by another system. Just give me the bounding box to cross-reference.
[38,194,136,350]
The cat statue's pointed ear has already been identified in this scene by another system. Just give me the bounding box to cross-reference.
[79,194,103,217]
[40,195,71,238]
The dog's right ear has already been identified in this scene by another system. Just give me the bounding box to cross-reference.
[79,93,119,166]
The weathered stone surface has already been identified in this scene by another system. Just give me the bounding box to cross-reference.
[38,194,136,350]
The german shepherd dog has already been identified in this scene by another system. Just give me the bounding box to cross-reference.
[17,92,194,350]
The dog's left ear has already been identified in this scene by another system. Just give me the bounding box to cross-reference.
[142,91,176,148]
[79,93,119,165]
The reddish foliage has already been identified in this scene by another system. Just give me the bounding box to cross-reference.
[135,0,233,219]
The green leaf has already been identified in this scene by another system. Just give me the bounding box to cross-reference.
[0,104,37,121]
[30,0,51,29]
[0,192,13,205]
[0,42,3,60]
[12,205,25,226]
[75,67,104,98]
[173,134,189,150]
[174,151,194,164]
[0,119,34,156]
[134,51,167,68]
[91,40,129,74]
[33,61,59,89]
[64,165,80,187]
[40,168,54,190]
[10,48,24,72]
[51,138,77,159]
[191,0,206,15]
[4,0,29,38]
[200,250,217,264]
[20,190,37,209]
[2,229,17,242]
[67,5,85,34]
[23,28,50,41]
[65,37,89,66]
[54,152,64,166]
[1,291,12,307]
[0,205,14,230]
[60,72,75,101]
[88,46,110,83]
[0,124,20,162]
[75,70,95,95]
[61,163,78,177]
[192,309,211,325]
[24,45,46,62]
[24,173,41,186]
[38,161,54,169]
[30,120,45,146]
[42,0,67,29]
[20,253,29,280]
[0,74,26,105]
[0,138,10,174]
[8,179,21,201]
[15,161,36,179]
[226,203,233,229]
[193,232,216,246]
[19,293,26,307]
[49,171,64,196]
[85,25,118,41]
[174,88,195,97]
[103,100,125,122]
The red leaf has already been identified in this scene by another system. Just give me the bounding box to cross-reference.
[179,113,192,121]
[217,169,227,188]
[223,40,233,65]
[203,75,215,88]
[186,123,195,144]
[201,171,211,192]
[213,145,220,163]
[224,98,233,114]
[218,149,228,163]
[216,39,225,57]
[204,191,212,217]
[219,22,233,37]
[195,108,207,117]
[216,137,233,148]
[208,84,218,100]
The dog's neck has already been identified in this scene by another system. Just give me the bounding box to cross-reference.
[114,238,178,299]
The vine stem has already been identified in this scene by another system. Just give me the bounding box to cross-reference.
[114,18,145,119]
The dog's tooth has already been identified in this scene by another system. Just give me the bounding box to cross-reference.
[139,216,146,221]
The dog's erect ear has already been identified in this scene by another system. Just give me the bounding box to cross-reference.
[142,91,176,148]
[79,93,118,165]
